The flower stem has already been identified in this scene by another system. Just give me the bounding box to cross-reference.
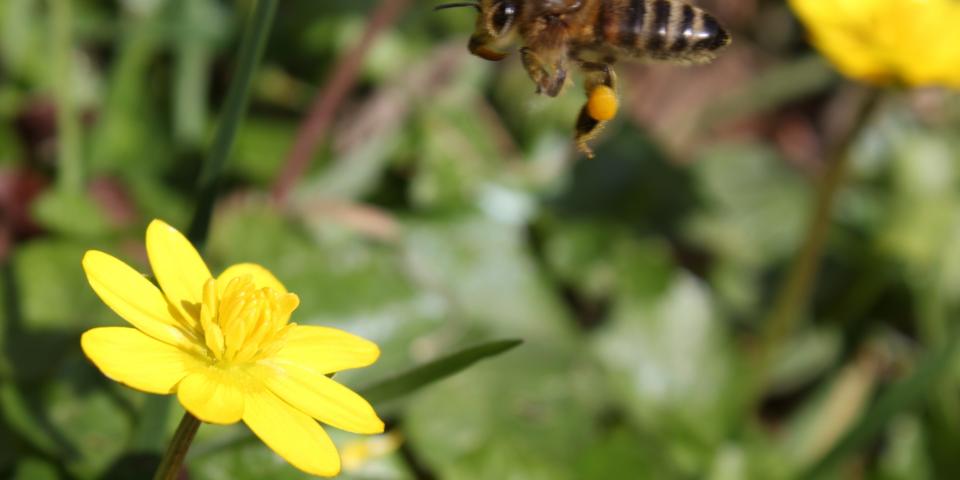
[50,0,83,193]
[152,412,201,480]
[186,0,278,248]
[755,86,881,382]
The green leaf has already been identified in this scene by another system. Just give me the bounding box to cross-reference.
[403,341,603,480]
[12,457,59,480]
[687,142,809,268]
[592,273,740,472]
[0,383,62,458]
[404,217,573,341]
[575,428,679,479]
[45,359,133,478]
[30,190,110,238]
[11,239,103,331]
[360,339,523,405]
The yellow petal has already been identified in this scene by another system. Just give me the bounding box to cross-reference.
[217,263,287,294]
[81,327,199,394]
[82,251,193,347]
[243,388,341,477]
[176,367,245,425]
[259,359,384,434]
[274,325,380,374]
[145,219,212,326]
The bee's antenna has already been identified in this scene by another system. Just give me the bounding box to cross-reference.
[434,2,481,12]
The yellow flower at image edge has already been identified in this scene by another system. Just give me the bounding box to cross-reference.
[789,0,960,88]
[80,219,384,477]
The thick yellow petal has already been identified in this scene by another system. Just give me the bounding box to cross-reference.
[81,327,199,394]
[258,359,384,434]
[176,367,245,425]
[217,263,287,294]
[145,219,212,326]
[274,325,380,374]
[243,388,341,477]
[82,251,193,347]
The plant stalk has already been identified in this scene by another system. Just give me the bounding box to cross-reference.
[756,86,881,381]
[187,0,278,248]
[152,412,201,480]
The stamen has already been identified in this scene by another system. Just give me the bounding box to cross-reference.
[200,279,225,359]
[201,274,299,364]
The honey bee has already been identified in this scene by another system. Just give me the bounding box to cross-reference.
[436,0,731,157]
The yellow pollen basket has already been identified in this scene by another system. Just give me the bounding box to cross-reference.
[587,85,618,122]
[199,274,299,364]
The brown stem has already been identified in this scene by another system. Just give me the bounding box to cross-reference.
[271,0,411,205]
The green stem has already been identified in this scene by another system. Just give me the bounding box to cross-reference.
[152,412,201,480]
[755,87,881,381]
[50,0,82,192]
[186,0,278,248]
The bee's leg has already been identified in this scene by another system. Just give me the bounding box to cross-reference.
[469,32,508,61]
[580,61,617,94]
[574,62,618,158]
[521,48,568,97]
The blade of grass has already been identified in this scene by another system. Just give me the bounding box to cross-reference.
[184,339,524,461]
[360,339,523,405]
[133,0,278,455]
[186,0,278,248]
[797,330,960,479]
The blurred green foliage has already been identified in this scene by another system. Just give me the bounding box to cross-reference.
[3,0,960,479]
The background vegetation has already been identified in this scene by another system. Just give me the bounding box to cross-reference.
[2,0,960,478]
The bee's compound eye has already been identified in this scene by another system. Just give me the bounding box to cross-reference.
[491,2,517,36]
[587,85,618,121]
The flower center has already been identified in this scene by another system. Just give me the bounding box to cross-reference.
[198,274,299,364]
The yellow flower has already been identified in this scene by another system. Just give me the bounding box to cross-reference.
[80,219,384,477]
[789,0,960,88]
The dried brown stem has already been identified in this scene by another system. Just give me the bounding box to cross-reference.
[271,0,411,204]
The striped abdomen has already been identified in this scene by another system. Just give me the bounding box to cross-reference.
[593,0,730,63]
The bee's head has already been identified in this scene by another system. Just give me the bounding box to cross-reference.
[479,0,520,39]
[434,1,519,39]
[435,1,518,61]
